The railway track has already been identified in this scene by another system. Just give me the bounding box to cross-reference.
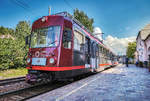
[0,66,118,101]
[0,73,93,101]
[0,81,66,101]
[0,77,25,86]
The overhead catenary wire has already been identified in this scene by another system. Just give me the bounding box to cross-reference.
[63,0,74,11]
[9,0,37,15]
[10,0,29,11]
[10,0,74,17]
[15,0,30,8]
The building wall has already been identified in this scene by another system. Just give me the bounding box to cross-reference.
[136,24,150,64]
[136,35,147,62]
[145,36,150,60]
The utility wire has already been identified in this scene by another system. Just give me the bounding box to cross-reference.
[9,0,36,15]
[10,0,28,11]
[63,0,74,11]
[15,0,30,8]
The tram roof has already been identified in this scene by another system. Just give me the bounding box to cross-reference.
[53,12,116,55]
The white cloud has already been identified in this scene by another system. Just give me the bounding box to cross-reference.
[104,35,136,55]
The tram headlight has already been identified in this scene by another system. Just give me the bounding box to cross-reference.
[27,58,31,63]
[41,16,47,22]
[49,58,55,64]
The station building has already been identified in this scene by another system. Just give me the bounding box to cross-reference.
[136,24,150,66]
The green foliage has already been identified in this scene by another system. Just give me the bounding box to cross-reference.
[0,26,14,35]
[0,39,20,69]
[0,21,31,70]
[74,8,94,32]
[15,21,31,39]
[126,42,136,59]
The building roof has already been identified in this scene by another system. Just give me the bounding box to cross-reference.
[138,24,150,40]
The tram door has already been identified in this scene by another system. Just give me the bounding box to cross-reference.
[95,44,99,69]
[91,42,99,69]
[61,28,72,66]
[85,37,91,68]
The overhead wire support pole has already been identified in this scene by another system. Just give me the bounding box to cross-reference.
[49,6,51,16]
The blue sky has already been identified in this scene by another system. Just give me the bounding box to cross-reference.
[0,0,150,38]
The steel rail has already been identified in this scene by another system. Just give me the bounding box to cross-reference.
[0,73,93,101]
[0,76,25,86]
[0,65,119,101]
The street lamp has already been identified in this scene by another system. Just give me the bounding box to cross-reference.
[93,32,104,43]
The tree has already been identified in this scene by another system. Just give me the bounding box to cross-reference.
[0,26,15,35]
[126,42,136,59]
[15,21,31,39]
[0,38,18,69]
[73,8,94,32]
[15,21,31,66]
[0,21,31,70]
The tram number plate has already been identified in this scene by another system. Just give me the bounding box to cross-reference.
[32,58,46,66]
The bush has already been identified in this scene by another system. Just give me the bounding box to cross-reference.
[0,21,30,70]
[0,38,27,70]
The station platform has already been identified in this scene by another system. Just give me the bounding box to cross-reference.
[28,64,150,101]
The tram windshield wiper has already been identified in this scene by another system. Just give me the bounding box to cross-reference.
[48,40,57,46]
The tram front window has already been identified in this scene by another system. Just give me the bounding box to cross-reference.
[31,26,61,48]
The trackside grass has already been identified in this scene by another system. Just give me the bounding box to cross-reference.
[0,68,27,80]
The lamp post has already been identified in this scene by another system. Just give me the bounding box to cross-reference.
[93,32,104,43]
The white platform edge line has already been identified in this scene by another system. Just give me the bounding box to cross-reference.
[56,76,101,101]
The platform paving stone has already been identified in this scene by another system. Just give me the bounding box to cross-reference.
[28,64,150,101]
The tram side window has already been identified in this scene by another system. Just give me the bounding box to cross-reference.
[74,30,85,51]
[63,29,72,49]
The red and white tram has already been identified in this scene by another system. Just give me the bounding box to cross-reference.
[25,12,118,83]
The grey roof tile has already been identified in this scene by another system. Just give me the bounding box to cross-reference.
[140,24,150,40]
